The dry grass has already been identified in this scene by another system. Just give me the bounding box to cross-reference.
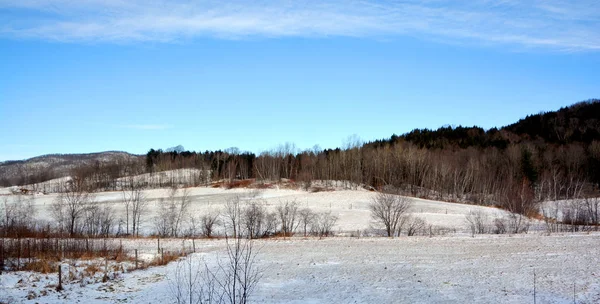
[1,238,129,273]
[224,179,254,189]
[254,183,273,189]
[309,186,333,193]
[23,259,56,274]
[83,264,101,277]
[529,211,545,221]
[148,250,186,267]
[211,178,307,190]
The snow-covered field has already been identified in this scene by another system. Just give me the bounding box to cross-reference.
[1,184,595,303]
[1,186,512,235]
[2,234,600,303]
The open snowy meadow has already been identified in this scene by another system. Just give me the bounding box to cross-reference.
[1,185,599,303]
[2,234,600,303]
[1,185,513,235]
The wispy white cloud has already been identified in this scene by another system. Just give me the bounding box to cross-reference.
[0,0,599,51]
[121,124,172,130]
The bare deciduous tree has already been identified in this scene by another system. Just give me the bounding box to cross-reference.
[154,199,171,237]
[277,200,299,237]
[186,215,201,238]
[202,211,221,238]
[369,192,412,237]
[262,212,279,238]
[130,188,147,237]
[298,208,315,237]
[242,201,279,239]
[585,197,600,228]
[122,177,146,236]
[243,201,266,239]
[405,216,427,236]
[82,204,115,237]
[311,211,338,237]
[1,195,36,237]
[218,237,262,304]
[154,188,191,237]
[541,200,561,233]
[169,255,208,304]
[169,238,262,304]
[493,217,507,234]
[52,179,92,237]
[464,210,489,236]
[223,196,242,238]
[169,188,191,237]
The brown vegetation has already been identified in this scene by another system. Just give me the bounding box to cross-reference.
[0,238,126,273]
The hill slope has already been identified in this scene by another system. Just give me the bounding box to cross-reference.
[504,99,600,144]
[376,99,600,149]
[0,151,141,186]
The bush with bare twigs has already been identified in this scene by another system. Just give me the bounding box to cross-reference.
[169,237,262,304]
[369,192,412,237]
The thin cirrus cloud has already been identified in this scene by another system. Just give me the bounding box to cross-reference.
[121,124,172,131]
[0,0,599,51]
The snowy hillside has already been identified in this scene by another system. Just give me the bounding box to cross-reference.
[0,186,514,236]
[0,151,140,187]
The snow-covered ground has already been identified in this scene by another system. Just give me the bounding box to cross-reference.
[2,184,588,303]
[0,186,512,235]
[3,168,208,194]
[2,234,600,303]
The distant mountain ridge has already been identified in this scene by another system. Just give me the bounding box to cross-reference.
[0,151,141,187]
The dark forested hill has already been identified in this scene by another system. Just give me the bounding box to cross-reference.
[504,99,600,144]
[378,99,600,149]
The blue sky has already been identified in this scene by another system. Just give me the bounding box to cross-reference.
[1,0,599,161]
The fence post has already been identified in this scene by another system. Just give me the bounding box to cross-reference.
[0,238,4,275]
[157,237,160,253]
[161,248,164,264]
[103,257,108,282]
[27,240,31,264]
[17,238,21,271]
[135,249,138,269]
[57,264,63,291]
[533,268,536,304]
[192,238,196,253]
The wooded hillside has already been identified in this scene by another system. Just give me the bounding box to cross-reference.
[4,99,600,216]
